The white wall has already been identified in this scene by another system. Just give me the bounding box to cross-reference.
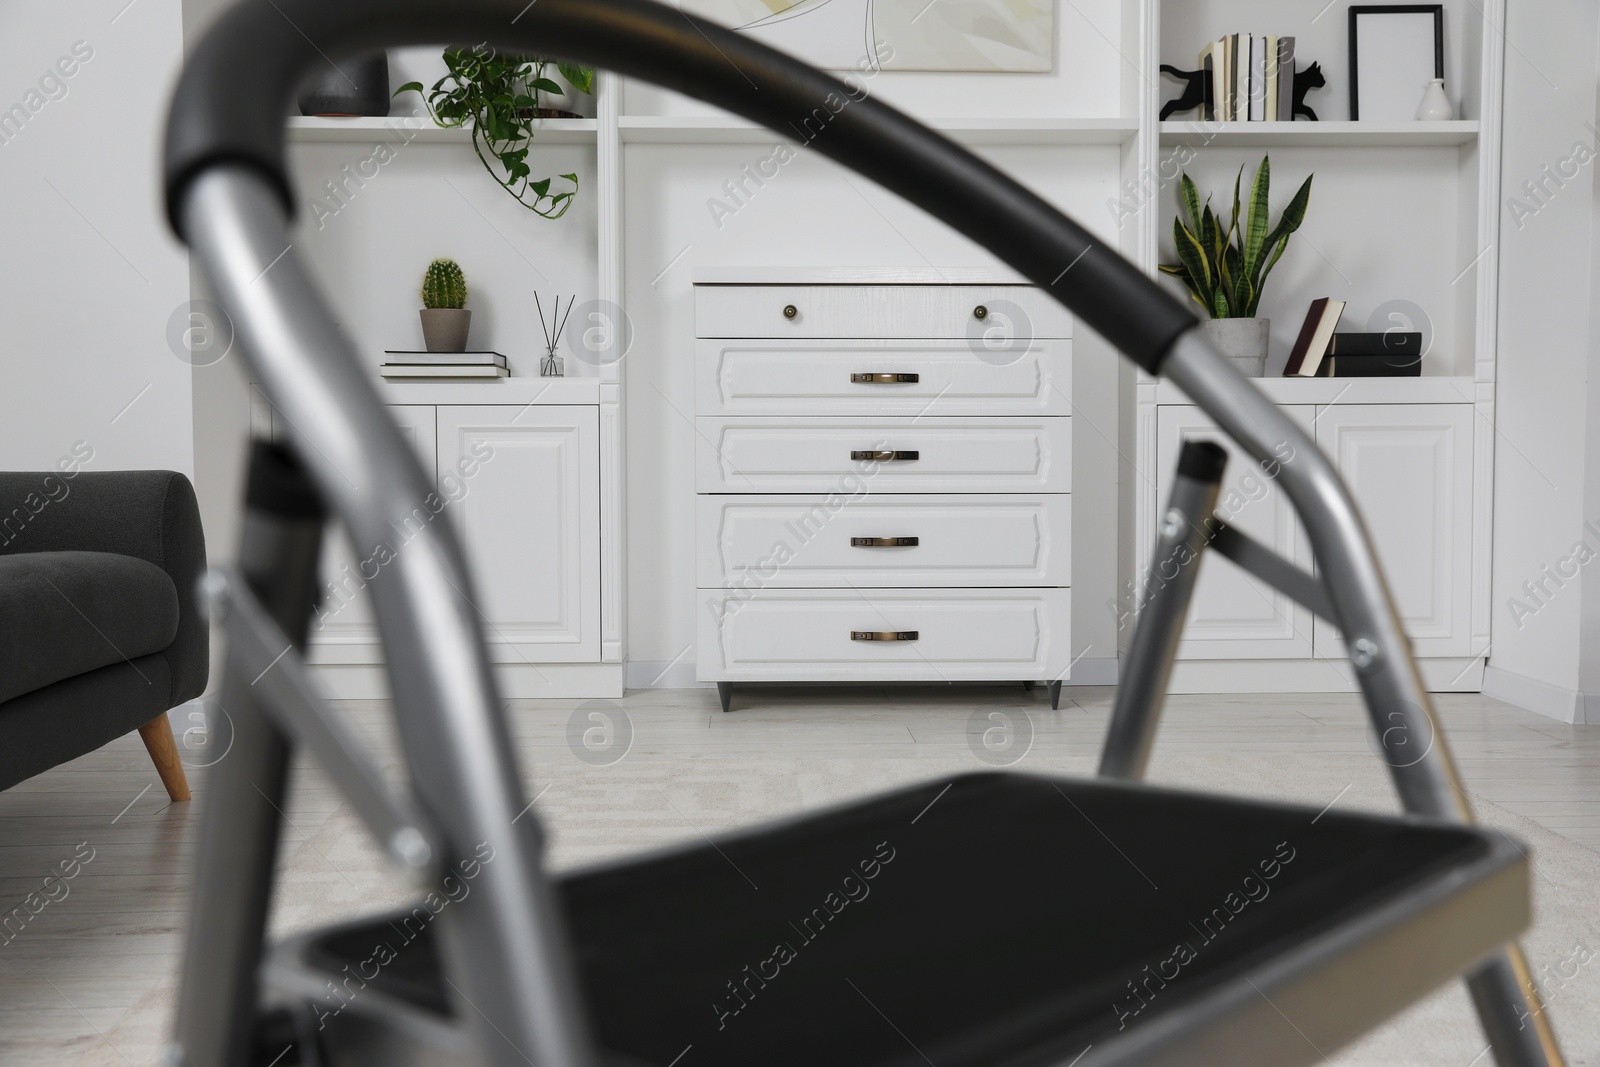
[0,0,190,476]
[1483,0,1599,721]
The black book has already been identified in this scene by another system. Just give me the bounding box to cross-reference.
[383,350,507,366]
[1327,332,1422,356]
[1325,353,1422,378]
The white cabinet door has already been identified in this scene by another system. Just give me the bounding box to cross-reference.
[1313,404,1474,658]
[1158,405,1316,660]
[437,406,600,663]
[283,405,436,662]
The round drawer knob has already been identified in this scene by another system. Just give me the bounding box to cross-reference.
[783,304,798,320]
[973,304,988,320]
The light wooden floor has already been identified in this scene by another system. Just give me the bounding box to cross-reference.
[1,686,1597,1065]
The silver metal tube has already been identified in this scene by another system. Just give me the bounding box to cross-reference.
[1163,329,1561,1067]
[180,167,598,1067]
[1100,453,1223,780]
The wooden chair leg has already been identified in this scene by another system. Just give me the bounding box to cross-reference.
[138,713,192,801]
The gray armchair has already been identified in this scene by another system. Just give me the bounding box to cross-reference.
[0,470,209,798]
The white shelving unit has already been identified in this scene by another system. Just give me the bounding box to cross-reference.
[1159,119,1479,147]
[1134,0,1506,693]
[286,115,599,143]
[617,114,1139,145]
[279,1,1508,697]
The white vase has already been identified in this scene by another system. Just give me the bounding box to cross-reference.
[1415,79,1454,121]
[1200,317,1270,378]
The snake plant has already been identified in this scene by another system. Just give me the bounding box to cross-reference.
[1159,156,1312,319]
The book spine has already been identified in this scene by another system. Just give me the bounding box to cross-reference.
[1201,47,1215,121]
[1328,333,1422,356]
[1265,34,1278,121]
[1278,37,1295,121]
[1250,36,1266,121]
[1329,356,1422,378]
[1229,34,1239,120]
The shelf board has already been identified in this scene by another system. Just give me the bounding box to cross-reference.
[1155,375,1479,406]
[1160,120,1479,148]
[377,376,603,405]
[286,116,598,144]
[619,115,1138,146]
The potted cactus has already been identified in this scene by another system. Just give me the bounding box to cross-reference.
[420,258,470,353]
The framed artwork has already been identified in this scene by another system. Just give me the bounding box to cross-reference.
[1348,5,1444,121]
[679,0,1055,73]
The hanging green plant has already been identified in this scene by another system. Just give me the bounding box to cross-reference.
[396,45,594,219]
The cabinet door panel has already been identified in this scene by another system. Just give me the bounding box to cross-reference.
[1314,405,1473,658]
[281,405,435,662]
[1157,405,1316,660]
[437,406,600,663]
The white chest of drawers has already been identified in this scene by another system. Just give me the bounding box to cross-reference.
[693,278,1073,710]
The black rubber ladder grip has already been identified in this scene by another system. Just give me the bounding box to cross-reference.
[161,0,1197,375]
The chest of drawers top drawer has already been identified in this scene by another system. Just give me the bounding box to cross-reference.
[694,284,1072,340]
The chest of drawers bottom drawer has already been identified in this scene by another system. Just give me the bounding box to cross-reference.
[695,587,1071,682]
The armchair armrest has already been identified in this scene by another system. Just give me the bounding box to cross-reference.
[0,470,210,707]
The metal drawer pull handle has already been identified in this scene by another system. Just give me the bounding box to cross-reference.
[851,536,919,547]
[851,630,919,642]
[783,304,798,320]
[850,449,919,461]
[850,372,920,384]
[973,304,988,320]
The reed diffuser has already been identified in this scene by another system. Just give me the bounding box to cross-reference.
[535,293,575,378]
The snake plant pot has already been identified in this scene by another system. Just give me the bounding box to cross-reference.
[1201,317,1270,378]
[420,309,471,353]
[297,52,390,117]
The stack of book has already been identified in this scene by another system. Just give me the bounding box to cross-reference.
[1199,35,1296,122]
[1284,300,1423,378]
[380,351,509,379]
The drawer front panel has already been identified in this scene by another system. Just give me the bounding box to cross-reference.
[695,285,1072,339]
[696,588,1072,681]
[695,416,1071,493]
[696,494,1071,588]
[695,338,1071,415]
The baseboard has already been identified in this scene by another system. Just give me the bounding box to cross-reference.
[1167,656,1485,694]
[1064,657,1119,685]
[308,663,625,700]
[1481,665,1583,724]
[623,657,1121,689]
[625,660,714,690]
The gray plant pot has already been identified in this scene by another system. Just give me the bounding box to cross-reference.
[297,52,390,117]
[1201,317,1270,378]
[420,309,471,353]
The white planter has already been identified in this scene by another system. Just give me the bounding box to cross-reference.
[1200,317,1270,378]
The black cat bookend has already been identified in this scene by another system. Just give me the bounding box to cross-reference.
[1159,60,1327,121]
[1292,62,1326,120]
